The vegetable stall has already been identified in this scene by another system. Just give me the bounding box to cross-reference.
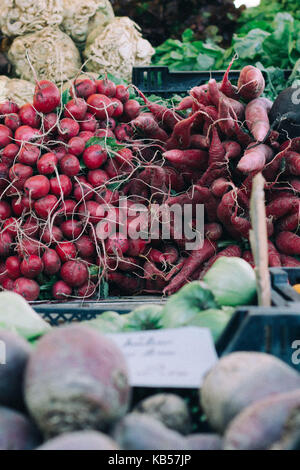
[0,0,299,453]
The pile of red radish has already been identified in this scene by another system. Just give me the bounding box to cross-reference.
[0,66,299,302]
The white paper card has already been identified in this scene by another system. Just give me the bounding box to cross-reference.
[107,327,218,388]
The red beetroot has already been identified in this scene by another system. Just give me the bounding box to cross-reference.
[57,199,77,216]
[18,144,40,166]
[14,125,42,145]
[50,174,72,197]
[37,153,58,175]
[52,280,72,300]
[124,99,141,120]
[87,169,109,187]
[42,249,61,275]
[33,80,60,113]
[96,78,116,97]
[276,231,300,255]
[87,94,114,120]
[0,163,8,190]
[58,118,80,140]
[3,217,18,237]
[55,242,77,262]
[52,145,67,161]
[4,113,21,131]
[34,194,58,219]
[0,101,19,115]
[111,98,124,118]
[0,124,13,147]
[24,175,50,199]
[19,104,40,128]
[94,128,115,139]
[105,233,129,256]
[2,143,19,165]
[60,260,88,287]
[78,131,94,143]
[23,218,39,237]
[5,256,21,280]
[20,255,43,278]
[77,281,96,298]
[60,154,80,176]
[64,98,87,121]
[78,200,102,224]
[75,235,95,258]
[17,238,42,257]
[43,113,58,134]
[14,277,40,301]
[83,144,107,169]
[2,278,14,290]
[67,137,85,156]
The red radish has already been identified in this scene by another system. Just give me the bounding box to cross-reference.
[189,134,209,150]
[5,256,21,280]
[77,281,96,298]
[14,277,40,300]
[58,118,80,140]
[280,254,300,267]
[64,98,87,121]
[204,222,223,241]
[19,104,40,128]
[245,97,272,142]
[237,144,273,173]
[114,123,133,141]
[163,149,208,170]
[135,88,182,129]
[9,163,33,189]
[60,219,83,239]
[37,152,58,175]
[124,99,140,119]
[80,113,97,132]
[0,163,8,190]
[18,144,40,166]
[75,235,95,258]
[2,277,14,290]
[98,117,116,130]
[52,280,72,300]
[22,217,39,237]
[4,113,21,131]
[268,241,282,267]
[94,128,115,139]
[200,245,242,278]
[52,144,67,161]
[87,94,114,120]
[224,141,241,160]
[73,78,97,99]
[238,66,265,101]
[107,272,142,294]
[211,178,230,198]
[43,113,58,134]
[2,143,19,165]
[126,239,148,256]
[96,78,116,97]
[87,169,109,187]
[3,217,18,237]
[277,212,300,232]
[41,225,63,244]
[78,131,94,143]
[60,260,88,287]
[111,98,124,118]
[33,80,60,113]
[105,233,129,255]
[14,125,42,144]
[55,242,77,262]
[266,195,299,220]
[42,249,61,275]
[0,201,11,220]
[285,151,300,176]
[243,250,255,268]
[20,255,43,278]
[34,194,58,219]
[24,175,50,199]
[67,137,85,156]
[78,200,102,224]
[131,113,159,136]
[0,124,12,147]
[0,101,19,115]
[115,85,129,103]
[276,231,300,255]
[0,231,12,257]
[83,144,107,169]
[50,174,72,197]
[164,240,217,295]
[60,154,80,176]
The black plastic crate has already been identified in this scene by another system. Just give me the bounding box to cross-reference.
[32,296,165,326]
[270,267,300,304]
[132,66,292,96]
[216,305,300,370]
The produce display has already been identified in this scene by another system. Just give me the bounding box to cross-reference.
[0,300,299,450]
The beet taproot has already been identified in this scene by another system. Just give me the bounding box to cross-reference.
[25,325,130,437]
[36,431,119,450]
[0,406,41,450]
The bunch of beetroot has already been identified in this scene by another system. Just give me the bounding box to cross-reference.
[0,66,299,302]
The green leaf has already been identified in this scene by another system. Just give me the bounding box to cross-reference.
[61,89,71,106]
[196,53,215,70]
[232,28,270,60]
[107,180,125,191]
[182,28,194,43]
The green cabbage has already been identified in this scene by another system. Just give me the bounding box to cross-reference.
[203,257,257,307]
[188,309,233,342]
[83,311,127,333]
[124,305,164,331]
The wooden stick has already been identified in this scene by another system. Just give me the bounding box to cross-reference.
[249,172,271,307]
